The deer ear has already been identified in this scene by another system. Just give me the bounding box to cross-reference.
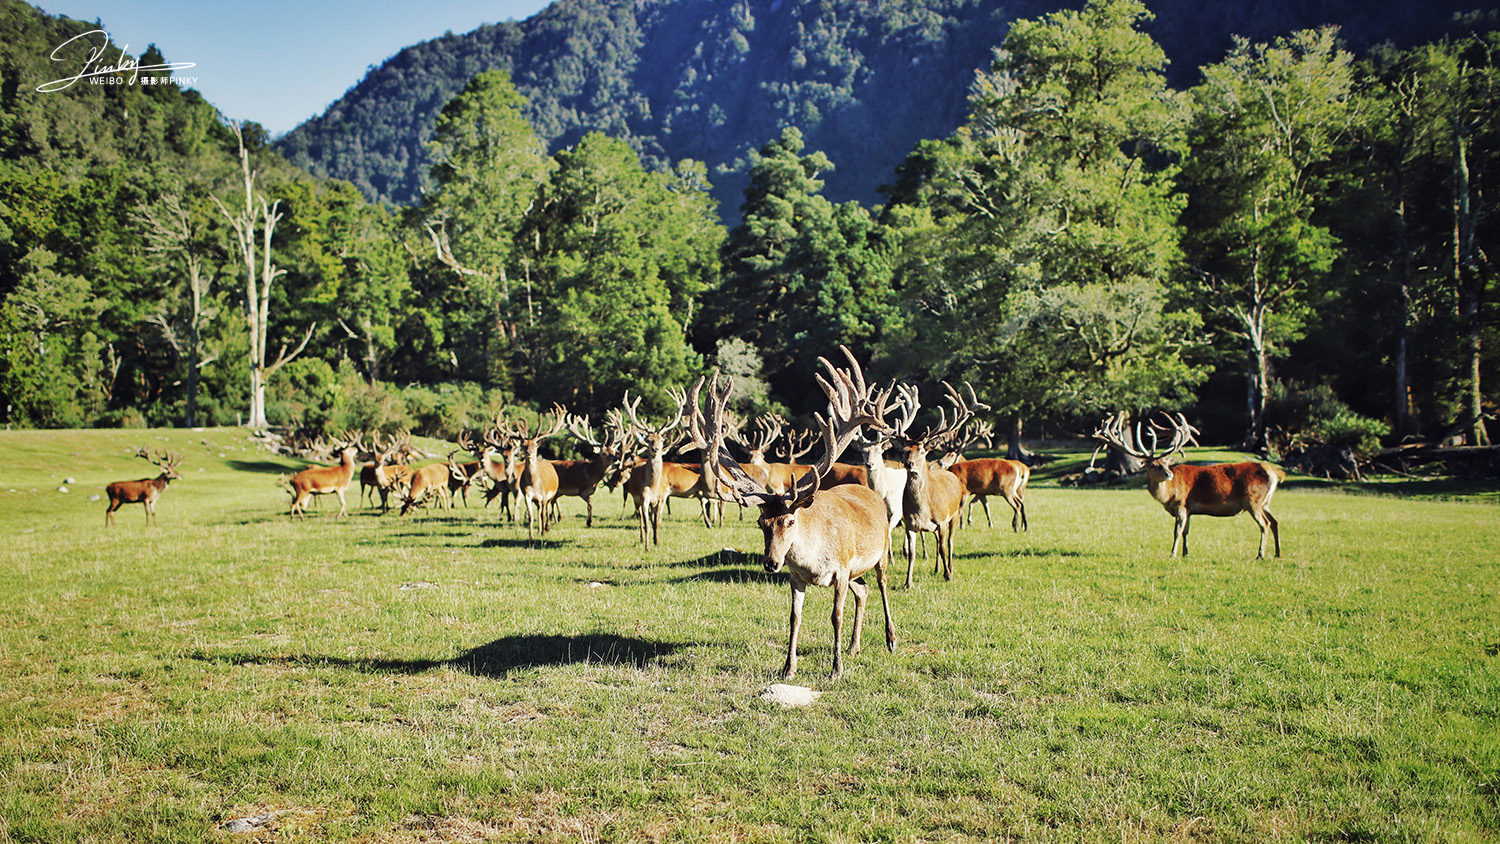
[788,491,817,513]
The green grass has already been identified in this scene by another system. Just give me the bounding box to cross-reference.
[2,427,1498,842]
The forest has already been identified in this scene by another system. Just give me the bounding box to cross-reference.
[1,0,1497,467]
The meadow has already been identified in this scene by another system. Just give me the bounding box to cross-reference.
[1,427,1496,843]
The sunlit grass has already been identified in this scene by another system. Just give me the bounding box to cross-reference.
[1,427,1497,842]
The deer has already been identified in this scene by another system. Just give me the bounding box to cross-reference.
[459,423,520,521]
[361,430,414,514]
[685,345,896,680]
[1093,411,1286,559]
[553,410,627,527]
[288,431,365,519]
[942,420,1031,532]
[105,448,183,526]
[892,383,981,586]
[621,390,687,546]
[400,452,462,516]
[510,408,565,540]
[446,455,487,507]
[851,384,914,565]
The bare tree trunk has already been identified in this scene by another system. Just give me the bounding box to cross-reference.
[1453,129,1491,445]
[1393,193,1415,438]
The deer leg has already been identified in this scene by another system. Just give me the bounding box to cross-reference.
[784,582,807,679]
[903,528,917,588]
[584,493,594,528]
[334,488,348,518]
[874,557,897,652]
[847,575,869,658]
[941,522,955,580]
[830,574,851,677]
[980,495,994,528]
[1014,494,1027,532]
[1251,507,1280,559]
[1171,512,1190,557]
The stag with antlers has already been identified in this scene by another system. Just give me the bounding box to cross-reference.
[686,346,897,680]
[460,420,521,521]
[553,411,628,527]
[105,448,183,526]
[621,391,688,546]
[509,408,566,540]
[288,431,365,519]
[891,382,983,586]
[1093,411,1286,558]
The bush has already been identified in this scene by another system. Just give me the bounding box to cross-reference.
[1318,410,1389,458]
[399,382,508,440]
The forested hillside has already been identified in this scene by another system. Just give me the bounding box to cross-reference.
[2,0,1497,470]
[277,0,1485,215]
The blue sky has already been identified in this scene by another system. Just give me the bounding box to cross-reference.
[34,1,555,136]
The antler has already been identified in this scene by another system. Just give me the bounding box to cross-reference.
[788,346,893,501]
[138,448,182,469]
[1090,410,1199,467]
[623,389,684,439]
[563,412,601,449]
[735,414,783,459]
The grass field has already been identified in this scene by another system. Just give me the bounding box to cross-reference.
[1,427,1497,843]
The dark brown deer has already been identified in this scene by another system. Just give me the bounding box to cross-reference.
[553,410,627,527]
[105,448,183,526]
[685,346,896,679]
[1093,411,1286,558]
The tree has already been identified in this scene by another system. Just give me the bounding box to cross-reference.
[1183,28,1354,449]
[420,69,555,387]
[212,121,314,428]
[881,0,1203,452]
[134,193,219,427]
[712,127,894,405]
[521,133,721,416]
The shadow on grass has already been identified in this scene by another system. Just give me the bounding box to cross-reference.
[191,633,686,679]
[227,459,299,474]
[675,566,785,586]
[954,547,1086,560]
[477,537,569,550]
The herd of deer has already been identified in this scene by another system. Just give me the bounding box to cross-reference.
[103,348,1287,678]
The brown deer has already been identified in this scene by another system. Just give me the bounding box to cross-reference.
[892,383,980,586]
[362,430,414,513]
[685,346,896,679]
[942,423,1029,532]
[511,408,565,540]
[1093,411,1286,558]
[621,391,687,546]
[105,448,183,526]
[288,431,365,519]
[400,452,462,516]
[551,410,628,527]
[460,423,520,521]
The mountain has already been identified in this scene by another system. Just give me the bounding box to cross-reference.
[276,0,1487,217]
